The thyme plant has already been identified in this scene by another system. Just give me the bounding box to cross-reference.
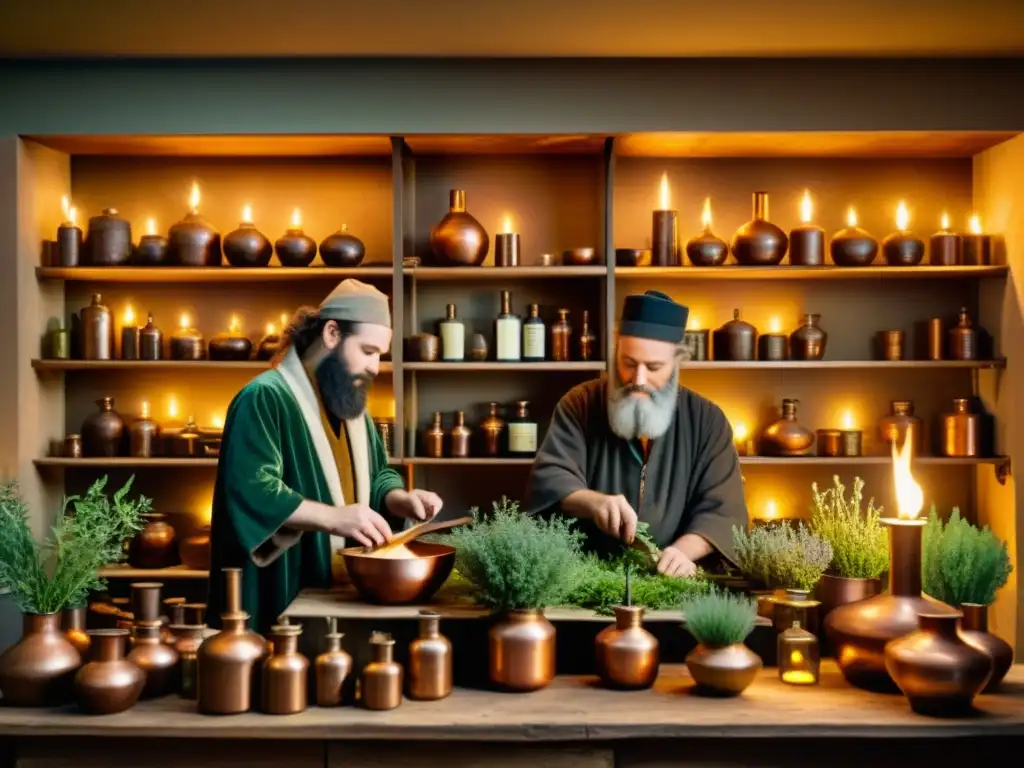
[732,521,833,591]
[682,590,758,647]
[810,476,888,580]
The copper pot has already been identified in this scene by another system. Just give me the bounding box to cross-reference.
[223,223,273,267]
[61,606,91,657]
[0,613,82,706]
[937,398,980,457]
[407,610,452,701]
[562,247,596,266]
[884,611,992,716]
[362,633,403,710]
[319,224,366,267]
[169,624,205,699]
[81,396,125,457]
[488,608,556,692]
[826,519,959,692]
[127,620,178,699]
[315,618,353,707]
[197,568,268,714]
[430,189,489,267]
[830,225,879,266]
[128,513,179,569]
[341,540,455,605]
[789,314,828,361]
[761,398,814,456]
[685,642,762,696]
[85,208,133,266]
[168,210,222,267]
[74,628,145,715]
[959,603,1013,692]
[615,248,651,267]
[878,400,923,456]
[712,309,757,361]
[730,192,788,266]
[480,402,506,457]
[179,526,211,570]
[262,623,308,715]
[815,574,881,620]
[594,605,660,690]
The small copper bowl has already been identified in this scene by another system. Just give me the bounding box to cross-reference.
[562,247,596,266]
[341,540,455,605]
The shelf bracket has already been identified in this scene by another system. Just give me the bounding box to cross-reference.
[995,457,1011,486]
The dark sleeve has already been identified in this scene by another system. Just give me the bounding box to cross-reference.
[525,390,589,516]
[681,402,748,567]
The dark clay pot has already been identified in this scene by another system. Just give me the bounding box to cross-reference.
[169,211,222,267]
[223,224,273,267]
[85,208,133,266]
[319,225,366,267]
[275,230,318,267]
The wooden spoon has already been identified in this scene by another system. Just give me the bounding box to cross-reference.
[364,515,474,554]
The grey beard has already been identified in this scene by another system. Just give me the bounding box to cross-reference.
[606,366,679,440]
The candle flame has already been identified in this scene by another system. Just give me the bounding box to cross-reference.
[146,217,157,236]
[242,204,252,223]
[941,211,950,230]
[502,215,512,234]
[229,315,240,334]
[168,396,179,420]
[213,414,224,429]
[701,197,712,229]
[763,499,779,521]
[140,401,150,419]
[179,312,190,330]
[896,200,910,231]
[658,172,671,210]
[768,316,782,334]
[969,214,982,235]
[841,410,855,430]
[790,650,805,664]
[189,182,200,212]
[733,422,749,442]
[799,189,813,224]
[892,427,923,520]
[61,195,69,217]
[266,322,277,336]
[291,208,302,229]
[123,305,135,326]
[846,207,858,228]
[687,314,701,331]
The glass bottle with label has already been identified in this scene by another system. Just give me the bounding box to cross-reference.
[551,309,572,362]
[495,290,522,362]
[522,304,546,362]
[578,310,597,361]
[507,400,538,456]
[438,303,465,362]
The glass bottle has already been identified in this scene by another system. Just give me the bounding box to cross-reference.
[507,400,538,457]
[578,310,597,361]
[449,411,472,459]
[480,402,506,457]
[522,303,546,361]
[423,412,445,459]
[438,303,465,362]
[551,309,572,362]
[778,620,820,685]
[495,290,522,362]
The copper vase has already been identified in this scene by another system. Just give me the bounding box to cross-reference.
[81,396,125,457]
[480,402,506,457]
[488,608,556,692]
[959,603,1013,692]
[878,401,923,456]
[407,610,452,701]
[430,189,490,267]
[685,643,762,696]
[937,398,980,457]
[815,574,881,620]
[789,314,828,361]
[315,618,353,707]
[712,309,757,361]
[884,612,992,716]
[262,623,308,715]
[0,613,82,706]
[761,398,814,457]
[594,605,660,690]
[128,512,179,569]
[74,629,145,715]
[362,633,403,710]
[730,192,789,266]
[62,606,91,656]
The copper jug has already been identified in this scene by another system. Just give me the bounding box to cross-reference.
[423,412,445,458]
[488,608,556,692]
[262,622,309,715]
[947,307,977,360]
[362,632,403,710]
[74,628,145,715]
[0,612,82,706]
[62,605,91,656]
[594,572,659,690]
[407,610,452,701]
[128,512,178,569]
[878,401,923,456]
[761,399,814,456]
[315,618,353,707]
[449,411,471,459]
[429,189,490,267]
[712,309,757,361]
[730,192,789,266]
[789,313,828,361]
[937,398,980,457]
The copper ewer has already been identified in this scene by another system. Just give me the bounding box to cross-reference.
[341,540,455,605]
[0,612,82,706]
[959,602,1013,692]
[594,605,660,690]
[488,608,556,692]
[315,618,353,707]
[407,610,453,701]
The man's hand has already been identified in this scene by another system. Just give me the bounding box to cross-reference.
[657,545,697,578]
[385,488,443,522]
[327,503,393,548]
[566,490,638,543]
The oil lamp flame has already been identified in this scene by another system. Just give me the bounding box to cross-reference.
[658,172,671,210]
[146,217,157,236]
[763,499,779,520]
[701,197,712,229]
[68,207,78,227]
[123,305,135,326]
[892,427,923,520]
[229,315,240,334]
[179,312,190,330]
[291,208,302,229]
[140,401,150,419]
[969,214,982,235]
[841,410,855,430]
[168,396,178,420]
[502,215,513,234]
[61,195,69,217]
[213,414,224,429]
[799,190,813,224]
[687,314,701,331]
[189,182,201,212]
[896,201,910,231]
[768,316,782,334]
[941,211,950,230]
[266,322,277,336]
[733,422,749,442]
[846,207,858,228]
[242,204,253,224]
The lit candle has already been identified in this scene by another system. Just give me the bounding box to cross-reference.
[684,197,728,266]
[651,173,680,267]
[169,312,205,361]
[209,314,253,361]
[839,410,862,457]
[733,421,752,456]
[257,321,283,361]
[830,206,879,266]
[494,215,521,267]
[275,207,317,267]
[56,195,82,267]
[168,181,221,267]
[961,214,991,266]
[929,211,961,266]
[754,498,781,526]
[682,313,709,361]
[882,200,926,266]
[167,395,180,422]
[224,204,272,268]
[789,189,825,266]
[135,216,169,266]
[120,304,141,360]
[757,315,788,361]
[129,399,160,458]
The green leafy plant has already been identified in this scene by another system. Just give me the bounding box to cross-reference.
[682,589,758,647]
[732,521,833,591]
[566,554,712,615]
[923,506,1012,606]
[0,476,150,615]
[810,476,888,579]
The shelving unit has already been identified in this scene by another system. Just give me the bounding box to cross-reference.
[96,564,209,580]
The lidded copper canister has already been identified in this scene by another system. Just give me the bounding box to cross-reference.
[315,618,353,707]
[407,610,452,701]
[712,309,757,361]
[947,307,978,360]
[261,621,308,715]
[362,632,403,710]
[126,582,179,699]
[937,398,980,458]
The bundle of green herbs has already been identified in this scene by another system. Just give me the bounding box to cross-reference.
[0,475,150,615]
[810,475,888,580]
[682,589,758,648]
[731,520,833,591]
[923,506,1012,607]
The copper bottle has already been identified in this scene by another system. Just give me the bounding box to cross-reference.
[429,189,490,267]
[480,402,506,457]
[594,571,659,690]
[877,401,923,456]
[62,605,91,656]
[0,613,82,706]
[789,313,828,361]
[262,622,309,715]
[81,293,113,360]
[488,608,556,692]
[169,624,206,699]
[937,398,980,457]
[407,610,452,701]
[424,412,445,458]
[551,308,572,362]
[884,611,992,716]
[127,582,179,698]
[730,192,789,266]
[947,307,977,360]
[712,309,757,361]
[128,512,179,569]
[197,568,269,714]
[74,628,145,715]
[449,411,472,459]
[959,603,1013,692]
[129,407,161,458]
[761,399,815,457]
[362,632,403,710]
[82,396,125,457]
[315,618,353,707]
[578,310,597,361]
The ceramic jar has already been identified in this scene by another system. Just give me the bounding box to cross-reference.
[319,224,366,267]
[761,399,815,456]
[85,208,133,266]
[685,642,762,696]
[74,628,145,715]
[430,189,490,267]
[488,608,556,692]
[594,605,660,690]
[789,314,828,361]
[128,513,179,569]
[82,397,126,457]
[712,309,757,361]
[0,613,82,706]
[730,192,788,266]
[878,400,924,455]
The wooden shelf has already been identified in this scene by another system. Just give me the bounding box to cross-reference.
[616,265,1008,281]
[32,359,394,373]
[97,564,209,579]
[403,457,535,466]
[36,456,405,468]
[680,360,1005,370]
[36,266,394,283]
[407,266,607,280]
[403,361,605,372]
[404,456,1008,468]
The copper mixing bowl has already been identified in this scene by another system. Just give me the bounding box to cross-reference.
[341,540,455,605]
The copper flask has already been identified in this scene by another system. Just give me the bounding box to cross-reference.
[407,610,452,701]
[362,632,403,710]
[262,622,308,715]
[488,608,556,692]
[594,569,659,689]
[315,618,353,707]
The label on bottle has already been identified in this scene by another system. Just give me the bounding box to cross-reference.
[523,322,545,360]
[508,422,537,453]
[440,320,465,361]
[496,317,522,361]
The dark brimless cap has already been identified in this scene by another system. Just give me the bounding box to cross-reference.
[619,290,689,343]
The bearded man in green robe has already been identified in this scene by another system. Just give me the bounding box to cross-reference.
[206,279,443,632]
[527,290,747,578]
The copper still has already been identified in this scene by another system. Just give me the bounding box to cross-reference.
[760,399,814,457]
[81,293,113,360]
[424,412,445,458]
[430,189,490,267]
[169,624,205,699]
[488,608,556,692]
[223,220,273,267]
[480,402,506,457]
[85,208,133,266]
[61,606,91,656]
[82,397,125,457]
[877,401,923,456]
[789,314,827,360]
[262,622,309,715]
[730,192,789,266]
[884,611,992,716]
[594,569,659,690]
[168,209,222,267]
[197,568,268,714]
[73,628,145,715]
[712,309,757,361]
[314,618,353,707]
[825,519,959,692]
[947,307,977,360]
[551,309,572,362]
[959,602,1013,692]
[127,582,179,698]
[407,610,452,701]
[362,632,403,710]
[685,642,762,696]
[0,612,82,706]
[319,224,366,267]
[937,398,980,457]
[128,512,179,569]
[449,411,471,459]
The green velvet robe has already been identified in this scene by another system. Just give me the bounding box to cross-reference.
[206,348,404,633]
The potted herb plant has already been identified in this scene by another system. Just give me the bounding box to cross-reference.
[682,590,761,696]
[446,496,583,692]
[810,476,888,617]
[0,476,149,706]
[923,507,1014,691]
